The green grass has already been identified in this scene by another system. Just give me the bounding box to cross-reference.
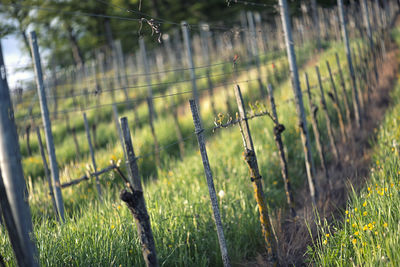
[307,29,400,266]
[0,34,380,266]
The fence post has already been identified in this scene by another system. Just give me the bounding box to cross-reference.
[311,0,322,50]
[279,0,318,204]
[233,85,278,262]
[304,73,330,181]
[337,0,362,128]
[361,0,379,83]
[267,84,296,217]
[206,70,217,117]
[25,124,32,156]
[335,53,352,126]
[36,127,59,218]
[139,38,156,120]
[189,100,231,267]
[0,40,39,267]
[170,98,185,159]
[119,117,159,267]
[147,97,160,167]
[181,22,200,112]
[83,113,102,200]
[315,66,340,163]
[29,31,65,222]
[326,61,346,142]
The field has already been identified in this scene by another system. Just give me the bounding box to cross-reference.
[0,1,398,266]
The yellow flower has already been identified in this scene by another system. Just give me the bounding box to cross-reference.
[352,223,357,228]
[323,239,328,245]
[383,222,388,228]
[374,231,378,235]
[273,181,278,185]
[362,201,367,207]
[117,205,121,210]
[391,183,394,187]
[354,231,359,236]
[326,233,330,238]
[129,249,133,254]
[352,239,357,245]
[377,245,381,249]
[355,208,358,212]
[345,210,349,215]
[363,225,368,231]
[346,219,350,222]
[168,244,173,248]
[368,187,371,191]
[368,223,373,230]
[363,211,368,216]
[111,224,115,229]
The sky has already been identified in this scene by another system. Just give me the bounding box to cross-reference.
[2,33,34,90]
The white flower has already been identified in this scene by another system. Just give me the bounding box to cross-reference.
[183,200,188,205]
[218,190,225,198]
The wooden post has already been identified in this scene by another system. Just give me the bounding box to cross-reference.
[70,126,81,161]
[326,61,346,142]
[233,85,277,262]
[112,104,128,161]
[181,22,200,112]
[257,78,267,99]
[335,53,352,125]
[304,73,329,180]
[337,0,362,128]
[83,113,102,200]
[147,97,160,167]
[311,0,322,51]
[36,127,58,218]
[119,117,159,267]
[189,100,231,267]
[0,170,37,267]
[267,84,296,217]
[0,41,39,267]
[361,0,379,83]
[29,31,65,221]
[25,124,32,156]
[279,0,318,204]
[315,66,340,163]
[170,98,185,159]
[246,11,261,76]
[206,70,217,117]
[139,38,156,120]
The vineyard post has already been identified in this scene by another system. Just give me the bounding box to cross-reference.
[29,31,65,222]
[356,42,372,105]
[246,11,261,76]
[83,113,102,200]
[181,21,200,113]
[91,60,101,105]
[25,124,32,156]
[326,61,346,142]
[311,0,321,51]
[315,66,340,163]
[119,117,159,267]
[0,40,39,267]
[233,85,278,262]
[337,0,362,128]
[257,78,267,99]
[304,73,329,181]
[267,84,296,217]
[335,53,352,126]
[71,127,81,160]
[189,100,231,267]
[361,0,379,83]
[147,97,161,167]
[206,70,217,117]
[139,37,156,119]
[279,0,318,204]
[36,127,58,218]
[170,97,185,159]
[51,64,59,118]
[112,104,128,161]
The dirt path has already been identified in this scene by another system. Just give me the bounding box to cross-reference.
[244,19,400,267]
